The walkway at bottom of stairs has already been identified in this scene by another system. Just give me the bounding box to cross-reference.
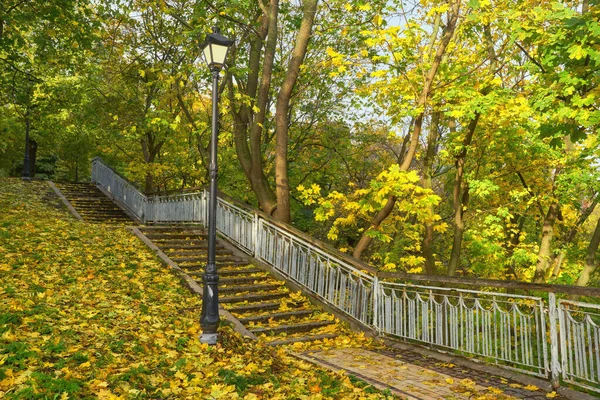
[296,347,571,400]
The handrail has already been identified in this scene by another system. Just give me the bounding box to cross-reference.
[377,271,600,297]
[91,158,147,220]
[91,157,144,192]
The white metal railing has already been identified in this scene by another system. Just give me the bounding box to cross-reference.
[558,299,600,391]
[256,220,375,326]
[90,158,600,393]
[146,192,206,224]
[377,283,548,377]
[91,158,147,219]
[216,197,255,255]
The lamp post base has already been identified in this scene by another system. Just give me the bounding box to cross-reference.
[200,333,218,345]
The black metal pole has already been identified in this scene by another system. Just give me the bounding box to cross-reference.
[22,105,31,180]
[200,68,221,345]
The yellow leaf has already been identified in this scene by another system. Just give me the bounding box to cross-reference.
[445,378,454,385]
[487,386,503,394]
[546,392,558,398]
[524,384,539,391]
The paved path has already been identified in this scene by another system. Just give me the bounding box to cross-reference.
[299,347,568,399]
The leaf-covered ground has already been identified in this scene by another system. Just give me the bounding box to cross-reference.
[0,179,394,399]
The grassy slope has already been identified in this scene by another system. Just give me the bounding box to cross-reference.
[0,179,390,399]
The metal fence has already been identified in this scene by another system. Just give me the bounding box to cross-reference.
[376,283,548,377]
[256,220,375,326]
[216,198,255,255]
[146,193,206,224]
[558,299,600,391]
[90,158,600,393]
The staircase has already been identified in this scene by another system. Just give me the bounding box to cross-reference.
[55,182,133,224]
[137,225,340,346]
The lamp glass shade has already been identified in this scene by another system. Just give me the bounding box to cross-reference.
[201,27,234,69]
[204,43,230,67]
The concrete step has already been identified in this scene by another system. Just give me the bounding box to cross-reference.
[219,283,282,294]
[238,309,315,324]
[250,320,334,335]
[143,233,208,240]
[220,292,288,304]
[219,276,270,285]
[164,249,231,256]
[267,333,338,346]
[183,261,250,270]
[226,302,282,314]
[172,256,245,264]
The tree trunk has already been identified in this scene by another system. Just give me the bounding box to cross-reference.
[575,216,600,286]
[352,195,396,259]
[141,132,164,193]
[421,112,441,274]
[352,2,460,260]
[447,115,480,276]
[534,202,560,283]
[274,0,319,223]
[552,195,598,277]
[228,5,278,214]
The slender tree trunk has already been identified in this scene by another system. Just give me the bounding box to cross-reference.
[576,216,600,286]
[274,0,318,223]
[551,195,598,277]
[534,201,560,283]
[352,2,460,260]
[421,112,441,274]
[141,132,164,193]
[447,115,479,276]
[352,195,396,259]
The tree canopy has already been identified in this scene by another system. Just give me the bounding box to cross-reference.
[1,0,600,286]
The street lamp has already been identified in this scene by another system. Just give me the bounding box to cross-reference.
[199,26,233,345]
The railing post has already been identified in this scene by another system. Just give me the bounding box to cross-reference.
[372,277,379,330]
[252,213,259,258]
[549,292,561,389]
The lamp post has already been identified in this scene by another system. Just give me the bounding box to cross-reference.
[199,26,233,345]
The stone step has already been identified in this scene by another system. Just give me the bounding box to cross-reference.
[160,244,216,250]
[238,309,315,324]
[183,261,250,271]
[219,283,282,294]
[219,276,270,285]
[267,333,338,346]
[143,233,208,240]
[164,249,231,256]
[226,301,282,314]
[220,292,288,304]
[172,256,245,264]
[150,240,214,246]
[81,217,131,222]
[78,210,128,216]
[250,320,334,335]
[70,203,122,208]
[213,267,263,276]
